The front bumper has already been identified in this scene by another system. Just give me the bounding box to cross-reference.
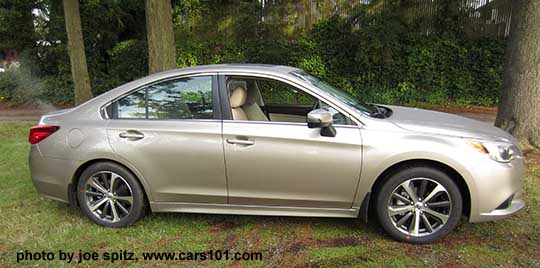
[468,155,526,223]
[477,199,526,221]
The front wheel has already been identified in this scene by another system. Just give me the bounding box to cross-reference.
[77,162,146,227]
[375,166,462,244]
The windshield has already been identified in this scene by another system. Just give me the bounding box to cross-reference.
[291,71,379,116]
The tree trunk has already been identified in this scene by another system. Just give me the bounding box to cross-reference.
[63,0,92,105]
[495,0,540,147]
[145,0,177,74]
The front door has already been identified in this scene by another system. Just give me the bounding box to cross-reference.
[221,75,363,208]
[106,74,228,204]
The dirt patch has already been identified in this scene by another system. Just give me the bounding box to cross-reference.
[275,236,370,255]
[208,221,241,232]
[524,149,540,164]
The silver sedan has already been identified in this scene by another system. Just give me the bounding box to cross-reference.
[29,64,525,243]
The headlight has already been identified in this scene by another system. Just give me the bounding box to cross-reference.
[469,140,520,163]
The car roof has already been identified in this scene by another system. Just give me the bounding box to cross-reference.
[156,63,302,76]
[75,64,304,111]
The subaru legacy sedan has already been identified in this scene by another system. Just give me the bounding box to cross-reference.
[29,64,524,243]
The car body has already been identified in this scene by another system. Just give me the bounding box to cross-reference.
[29,64,525,243]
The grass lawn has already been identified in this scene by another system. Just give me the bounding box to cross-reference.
[1,121,539,268]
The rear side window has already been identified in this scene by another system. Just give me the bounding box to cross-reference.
[113,76,213,120]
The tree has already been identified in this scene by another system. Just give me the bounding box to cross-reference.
[495,0,540,147]
[63,0,92,104]
[145,0,176,74]
[0,0,37,52]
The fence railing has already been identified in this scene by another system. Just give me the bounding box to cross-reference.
[256,0,512,38]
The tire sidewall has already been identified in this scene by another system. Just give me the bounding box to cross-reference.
[77,162,146,227]
[375,166,463,244]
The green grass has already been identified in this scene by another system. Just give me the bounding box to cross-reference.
[1,121,539,268]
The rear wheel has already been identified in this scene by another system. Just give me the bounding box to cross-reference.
[77,162,146,227]
[375,166,462,244]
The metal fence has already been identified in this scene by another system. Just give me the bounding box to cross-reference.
[257,0,513,38]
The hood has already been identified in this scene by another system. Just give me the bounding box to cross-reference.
[385,105,513,142]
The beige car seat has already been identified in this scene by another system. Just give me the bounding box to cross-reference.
[230,85,269,121]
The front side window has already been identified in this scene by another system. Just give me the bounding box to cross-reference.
[226,76,354,125]
[257,79,316,105]
[115,76,213,120]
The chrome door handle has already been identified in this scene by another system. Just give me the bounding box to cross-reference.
[226,138,255,146]
[119,131,144,140]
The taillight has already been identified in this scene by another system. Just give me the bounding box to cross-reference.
[29,125,60,144]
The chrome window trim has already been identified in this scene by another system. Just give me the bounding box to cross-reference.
[106,118,222,123]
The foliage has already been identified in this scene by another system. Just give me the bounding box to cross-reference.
[0,62,41,105]
[0,0,38,51]
[5,0,506,106]
[173,12,505,106]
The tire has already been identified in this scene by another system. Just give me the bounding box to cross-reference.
[375,166,462,244]
[77,162,146,227]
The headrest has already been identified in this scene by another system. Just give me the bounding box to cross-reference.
[230,87,247,108]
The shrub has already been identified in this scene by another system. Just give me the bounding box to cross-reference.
[0,67,42,105]
[18,12,506,107]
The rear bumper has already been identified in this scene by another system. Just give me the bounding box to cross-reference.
[29,145,80,203]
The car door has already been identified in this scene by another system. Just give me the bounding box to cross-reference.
[220,74,363,208]
[106,74,228,204]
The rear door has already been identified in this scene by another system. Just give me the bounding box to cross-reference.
[106,74,228,204]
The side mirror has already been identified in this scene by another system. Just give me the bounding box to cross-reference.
[307,109,336,137]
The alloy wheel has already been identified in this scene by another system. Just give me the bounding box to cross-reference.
[83,171,133,223]
[387,178,452,237]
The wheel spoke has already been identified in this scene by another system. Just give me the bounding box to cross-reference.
[392,192,412,204]
[101,201,110,218]
[388,205,414,217]
[409,211,420,236]
[427,201,450,208]
[89,197,108,212]
[421,213,433,233]
[110,173,119,193]
[89,177,108,194]
[100,173,110,191]
[116,201,130,215]
[109,200,120,222]
[395,211,413,227]
[400,181,419,203]
[423,208,449,224]
[116,195,133,205]
[85,191,103,197]
[424,184,446,203]
[418,180,428,199]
